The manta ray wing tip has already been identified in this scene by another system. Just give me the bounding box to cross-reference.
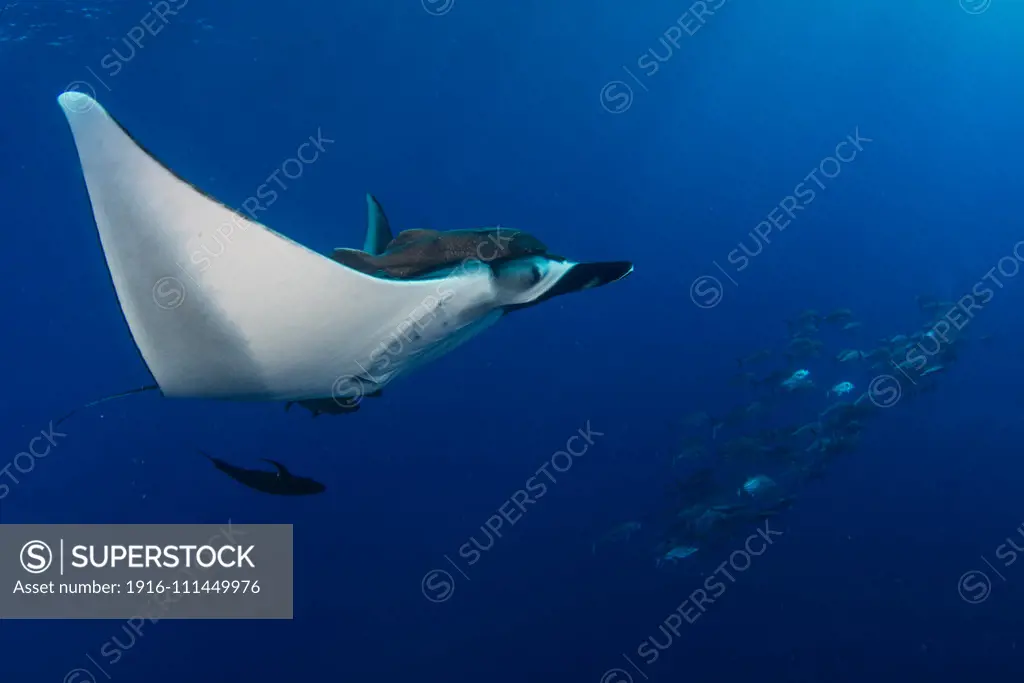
[57,91,99,114]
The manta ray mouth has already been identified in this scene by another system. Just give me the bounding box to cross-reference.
[550,261,634,295]
[504,260,633,312]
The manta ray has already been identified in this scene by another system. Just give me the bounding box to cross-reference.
[55,92,633,411]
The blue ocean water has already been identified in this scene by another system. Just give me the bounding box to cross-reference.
[3,0,1024,680]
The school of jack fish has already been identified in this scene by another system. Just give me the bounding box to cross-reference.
[592,297,994,567]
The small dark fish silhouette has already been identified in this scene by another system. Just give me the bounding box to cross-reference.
[199,451,326,496]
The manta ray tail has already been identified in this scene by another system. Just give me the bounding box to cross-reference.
[55,384,160,426]
[363,194,394,255]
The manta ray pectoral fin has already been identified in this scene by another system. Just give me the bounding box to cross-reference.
[57,92,471,401]
[364,194,394,255]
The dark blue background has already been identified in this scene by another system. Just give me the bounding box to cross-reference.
[3,0,1024,680]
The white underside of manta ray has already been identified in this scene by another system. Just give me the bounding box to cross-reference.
[56,92,633,405]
